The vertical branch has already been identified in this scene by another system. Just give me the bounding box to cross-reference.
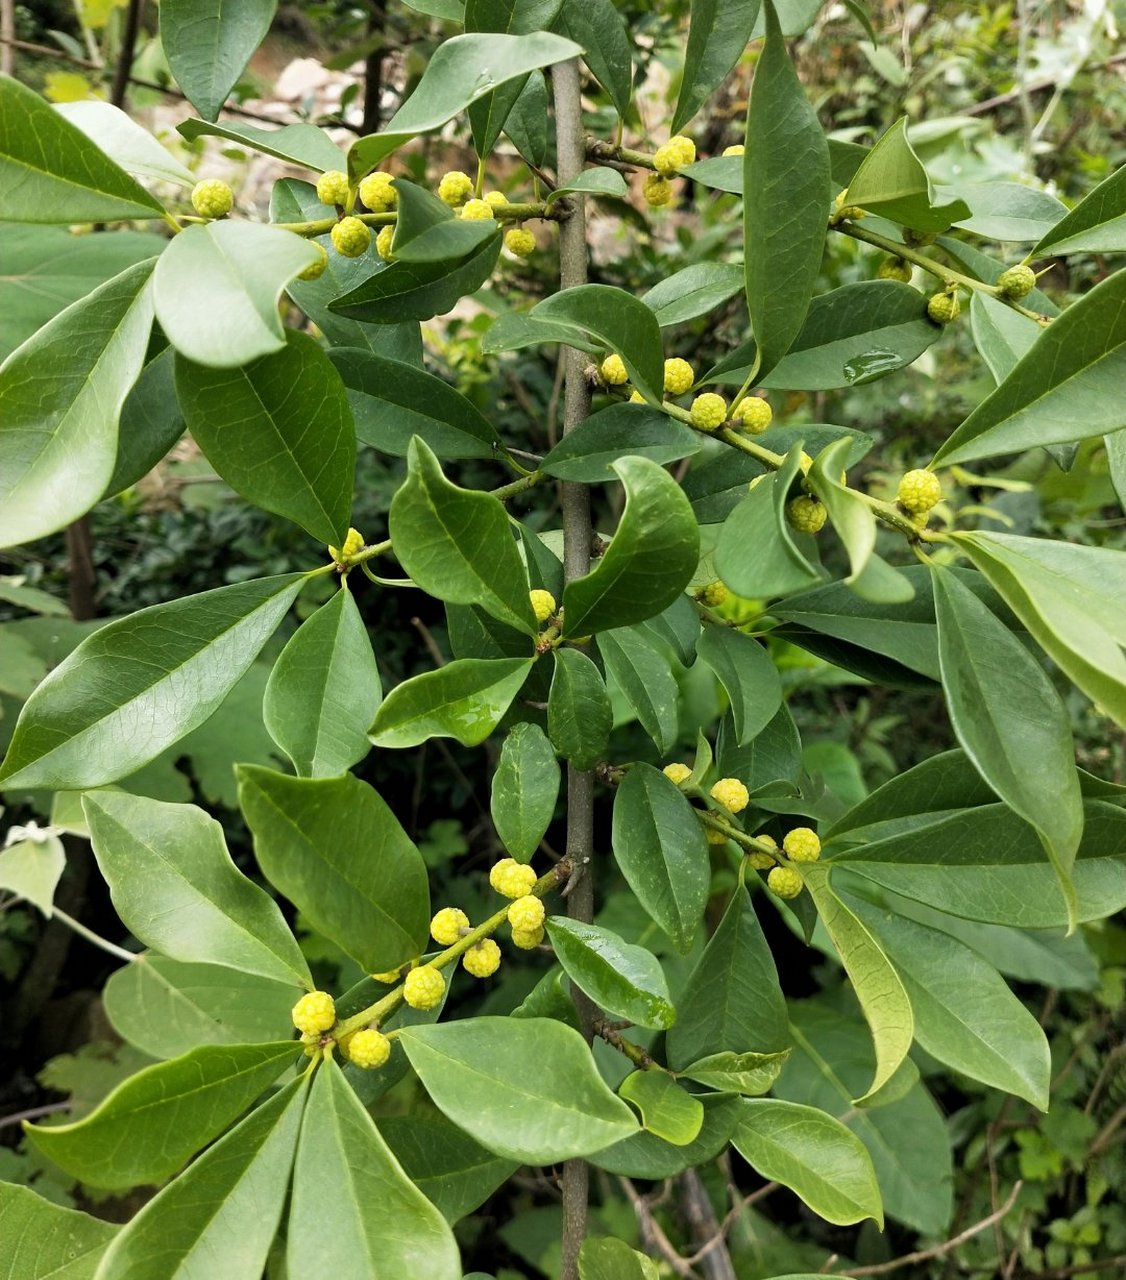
[362,0,387,135]
[553,55,595,1280]
[1,0,14,76]
[110,0,145,110]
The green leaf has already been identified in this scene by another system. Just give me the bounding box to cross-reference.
[539,403,702,482]
[175,330,355,544]
[801,863,914,1104]
[263,589,380,778]
[743,0,831,374]
[464,0,559,158]
[932,269,1126,466]
[932,564,1082,927]
[674,0,761,133]
[545,167,630,209]
[238,767,430,973]
[697,625,782,745]
[845,118,971,232]
[951,181,1067,242]
[103,956,301,1060]
[1034,162,1126,255]
[399,1017,638,1162]
[598,625,680,753]
[561,457,700,635]
[0,574,304,790]
[579,1238,659,1280]
[391,179,499,262]
[666,881,789,1068]
[678,1049,790,1096]
[618,1072,703,1145]
[611,764,710,952]
[589,1094,743,1179]
[0,73,164,223]
[108,348,186,497]
[26,1041,298,1190]
[93,1076,306,1279]
[483,309,602,357]
[843,897,1050,1109]
[502,70,549,165]
[641,262,746,327]
[970,291,1040,384]
[161,0,276,121]
[390,439,534,632]
[0,833,65,916]
[555,0,633,120]
[54,101,196,187]
[153,221,319,368]
[288,1061,460,1279]
[0,259,154,549]
[179,118,346,171]
[0,1183,117,1280]
[491,722,560,860]
[547,647,612,769]
[545,917,676,1030]
[733,1098,883,1227]
[370,657,535,749]
[83,791,311,987]
[347,33,581,178]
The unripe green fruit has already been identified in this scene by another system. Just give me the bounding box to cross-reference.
[663,357,695,396]
[731,396,772,434]
[292,990,335,1035]
[782,826,821,862]
[897,468,942,514]
[768,866,804,899]
[331,216,371,258]
[459,198,495,221]
[297,242,328,281]
[530,588,557,623]
[508,894,545,933]
[787,495,827,534]
[690,393,728,432]
[927,291,960,325]
[375,225,395,261]
[463,938,501,978]
[430,906,469,946]
[347,1028,391,1069]
[643,174,675,208]
[663,763,692,785]
[511,924,544,949]
[403,965,445,1010]
[748,834,778,871]
[600,353,629,386]
[700,580,728,607]
[996,264,1036,300]
[316,170,350,207]
[722,144,744,157]
[710,777,749,814]
[358,171,396,211]
[705,825,728,845]
[489,857,537,899]
[878,256,913,283]
[191,179,233,219]
[505,227,536,258]
[437,171,474,206]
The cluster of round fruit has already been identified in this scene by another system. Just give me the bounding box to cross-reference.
[599,354,774,436]
[641,134,745,209]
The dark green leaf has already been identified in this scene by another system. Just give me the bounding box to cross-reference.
[1034,162,1126,255]
[391,178,499,262]
[545,167,630,208]
[716,703,802,792]
[697,625,782,745]
[618,1072,703,1145]
[547,647,613,768]
[598,624,680,753]
[545,917,676,1029]
[952,181,1067,242]
[579,1238,659,1280]
[108,347,186,497]
[491,722,560,861]
[179,118,346,171]
[161,0,277,121]
[0,1183,117,1280]
[503,71,549,165]
[589,1094,743,1178]
[555,0,633,120]
[539,403,702,482]
[674,0,761,133]
[970,291,1040,384]
[641,262,745,327]
[845,118,970,232]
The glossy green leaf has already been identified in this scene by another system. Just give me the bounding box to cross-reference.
[932,269,1126,466]
[845,118,971,232]
[153,221,319,368]
[932,565,1082,927]
[27,1041,297,1189]
[539,403,702,482]
[678,1049,789,1096]
[84,791,311,987]
[0,259,154,549]
[0,574,304,790]
[179,118,346,171]
[951,181,1067,241]
[263,589,380,778]
[1034,162,1126,255]
[801,863,913,1103]
[697,625,782,745]
[555,0,633,120]
[161,0,276,121]
[743,0,831,374]
[561,457,699,635]
[175,330,355,544]
[0,74,164,223]
[545,166,629,208]
[733,1098,883,1227]
[589,1094,743,1179]
[640,262,745,328]
[674,0,761,133]
[611,764,710,952]
[93,1077,305,1279]
[545,917,676,1029]
[483,309,602,356]
[392,179,499,262]
[502,70,549,165]
[103,956,301,1061]
[288,1061,460,1279]
[491,722,560,861]
[390,439,534,632]
[642,591,701,665]
[970,290,1040,384]
[598,625,680,753]
[54,101,195,187]
[578,1238,659,1280]
[618,1072,703,1145]
[0,1183,117,1280]
[0,833,65,916]
[547,647,612,769]
[238,767,430,973]
[666,881,789,1068]
[399,1017,639,1162]
[107,348,186,497]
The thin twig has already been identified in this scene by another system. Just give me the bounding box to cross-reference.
[1014,1256,1126,1279]
[617,1177,697,1279]
[51,908,137,964]
[0,1101,72,1130]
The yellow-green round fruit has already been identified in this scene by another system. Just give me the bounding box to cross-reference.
[511,925,544,949]
[508,894,545,933]
[331,216,371,258]
[298,242,329,281]
[996,264,1036,300]
[459,198,495,221]
[927,291,960,325]
[897,468,942,514]
[654,137,695,175]
[662,763,692,785]
[782,826,821,862]
[463,938,502,978]
[484,190,509,208]
[328,526,365,562]
[629,389,647,403]
[530,588,557,623]
[403,965,445,1010]
[438,170,474,206]
[705,826,728,845]
[316,170,350,207]
[690,392,728,432]
[370,969,402,984]
[347,1028,391,1069]
[663,357,695,396]
[489,857,538,899]
[505,228,536,258]
[722,144,745,156]
[292,990,335,1035]
[375,225,395,261]
[430,906,470,946]
[710,777,750,814]
[358,171,396,211]
[731,397,772,434]
[878,256,913,283]
[642,173,675,208]
[748,834,778,871]
[767,866,804,899]
[787,495,827,534]
[600,353,629,386]
[191,179,234,219]
[701,580,728,608]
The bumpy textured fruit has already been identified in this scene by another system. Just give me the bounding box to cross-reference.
[298,242,329,281]
[927,291,960,324]
[600,353,629,386]
[505,228,536,258]
[463,938,502,978]
[328,527,364,562]
[701,580,728,607]
[403,965,445,1010]
[768,866,804,899]
[438,170,474,205]
[358,171,396,210]
[530,588,557,623]
[711,777,750,814]
[347,1028,391,1069]
[511,925,544,949]
[897,468,942,514]
[996,263,1036,300]
[190,179,234,219]
[748,833,778,871]
[722,144,745,156]
[331,216,371,258]
[833,190,865,220]
[731,396,772,434]
[787,495,827,534]
[292,990,335,1035]
[783,826,821,862]
[430,906,470,946]
[490,857,538,899]
[653,135,696,174]
[878,256,913,283]
[375,225,395,261]
[705,826,728,845]
[508,894,545,933]
[663,357,695,396]
[460,197,495,221]
[484,190,509,208]
[642,174,674,208]
[663,762,692,785]
[316,170,350,207]
[371,969,402,983]
[690,393,728,432]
